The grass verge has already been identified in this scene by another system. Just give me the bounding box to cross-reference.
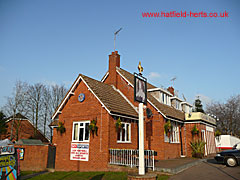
[27,171,169,180]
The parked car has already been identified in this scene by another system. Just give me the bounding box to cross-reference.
[215,143,240,167]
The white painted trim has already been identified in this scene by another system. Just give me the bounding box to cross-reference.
[170,96,184,102]
[110,113,138,121]
[147,100,167,118]
[71,121,90,143]
[117,122,131,143]
[101,72,109,82]
[148,88,173,97]
[52,75,112,121]
[113,86,138,114]
[117,69,167,119]
[180,101,193,107]
[116,69,134,87]
[6,117,28,123]
[166,117,184,124]
[52,75,82,120]
[80,77,111,114]
[184,121,216,128]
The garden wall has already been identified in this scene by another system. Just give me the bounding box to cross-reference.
[15,144,49,171]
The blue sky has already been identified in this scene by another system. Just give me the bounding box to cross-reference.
[0,0,239,108]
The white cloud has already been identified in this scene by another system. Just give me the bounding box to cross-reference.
[148,72,161,79]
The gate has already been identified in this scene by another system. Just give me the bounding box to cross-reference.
[47,145,56,169]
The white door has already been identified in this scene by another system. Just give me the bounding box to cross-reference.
[201,130,207,156]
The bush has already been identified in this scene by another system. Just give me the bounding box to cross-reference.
[190,140,206,158]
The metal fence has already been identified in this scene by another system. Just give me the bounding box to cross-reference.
[109,149,155,171]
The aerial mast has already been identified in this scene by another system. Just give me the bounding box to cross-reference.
[114,28,122,51]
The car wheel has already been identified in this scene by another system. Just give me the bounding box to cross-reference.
[225,157,237,167]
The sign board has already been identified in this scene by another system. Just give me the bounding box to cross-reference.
[70,143,89,161]
[134,73,147,105]
[0,146,15,155]
[0,147,20,180]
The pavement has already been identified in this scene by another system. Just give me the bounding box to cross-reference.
[169,159,240,180]
[155,157,207,174]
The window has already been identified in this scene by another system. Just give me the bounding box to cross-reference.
[176,100,180,110]
[117,122,131,143]
[171,122,180,143]
[72,121,90,142]
[164,121,180,143]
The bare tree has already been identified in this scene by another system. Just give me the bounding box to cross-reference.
[2,81,67,140]
[26,83,46,136]
[43,84,67,137]
[3,80,29,140]
[206,94,240,137]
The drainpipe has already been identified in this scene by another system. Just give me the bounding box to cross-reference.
[180,123,184,156]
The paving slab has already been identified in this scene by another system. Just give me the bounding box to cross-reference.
[155,158,207,174]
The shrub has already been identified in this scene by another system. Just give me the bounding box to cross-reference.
[190,140,206,158]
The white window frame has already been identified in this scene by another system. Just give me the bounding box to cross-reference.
[117,122,131,143]
[72,121,90,142]
[170,122,180,143]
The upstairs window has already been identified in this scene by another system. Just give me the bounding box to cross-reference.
[117,122,131,143]
[72,121,90,142]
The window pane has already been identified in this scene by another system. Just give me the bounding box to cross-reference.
[80,123,83,126]
[73,123,79,140]
[122,125,125,141]
[117,129,121,141]
[79,128,84,141]
[126,124,129,141]
[85,123,89,140]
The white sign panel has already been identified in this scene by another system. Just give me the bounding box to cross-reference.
[0,146,15,155]
[206,126,214,132]
[70,143,89,161]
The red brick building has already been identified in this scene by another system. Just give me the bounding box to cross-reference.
[0,113,49,143]
[50,51,216,171]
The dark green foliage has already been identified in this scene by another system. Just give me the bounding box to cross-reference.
[57,121,66,135]
[115,117,122,131]
[89,118,98,137]
[194,98,204,113]
[191,125,199,135]
[164,120,172,135]
[190,140,206,158]
[0,111,8,136]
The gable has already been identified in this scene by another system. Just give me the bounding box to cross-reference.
[51,74,138,123]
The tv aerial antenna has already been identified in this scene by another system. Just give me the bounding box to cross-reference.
[114,28,122,51]
[170,76,177,87]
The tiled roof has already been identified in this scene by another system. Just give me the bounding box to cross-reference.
[117,68,185,120]
[148,93,185,120]
[81,74,138,118]
[7,113,28,120]
[117,68,156,89]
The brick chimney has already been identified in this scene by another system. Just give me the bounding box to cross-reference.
[108,51,120,87]
[167,86,174,96]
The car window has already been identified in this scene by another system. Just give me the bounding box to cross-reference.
[236,143,240,150]
[233,143,240,150]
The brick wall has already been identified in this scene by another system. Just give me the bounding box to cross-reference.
[0,120,49,143]
[105,70,183,160]
[53,79,111,171]
[15,145,49,171]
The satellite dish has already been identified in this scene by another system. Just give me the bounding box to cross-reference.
[146,108,153,119]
